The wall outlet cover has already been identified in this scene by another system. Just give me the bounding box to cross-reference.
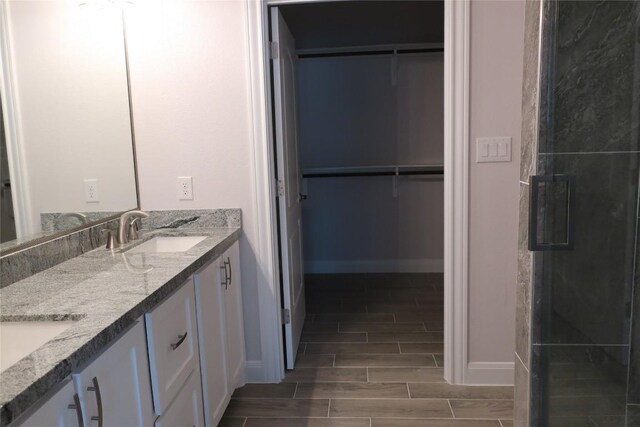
[476,137,512,163]
[177,176,193,200]
[84,179,99,203]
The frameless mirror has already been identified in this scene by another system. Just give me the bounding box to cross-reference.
[0,0,138,254]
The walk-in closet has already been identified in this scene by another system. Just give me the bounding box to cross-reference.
[271,1,446,369]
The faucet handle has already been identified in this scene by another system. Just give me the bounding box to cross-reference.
[128,218,141,241]
[101,229,116,250]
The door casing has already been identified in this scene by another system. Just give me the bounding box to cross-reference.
[245,0,471,384]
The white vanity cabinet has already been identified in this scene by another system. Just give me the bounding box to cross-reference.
[154,371,204,427]
[11,380,80,427]
[72,321,155,427]
[194,241,245,426]
[9,238,245,427]
[145,279,200,415]
[221,242,246,390]
[12,322,154,427]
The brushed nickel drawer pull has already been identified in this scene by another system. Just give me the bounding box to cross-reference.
[170,332,188,350]
[87,377,103,427]
[225,257,232,287]
[220,265,228,289]
[68,393,85,427]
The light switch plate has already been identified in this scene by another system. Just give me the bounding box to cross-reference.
[177,176,193,200]
[84,179,99,203]
[476,137,512,163]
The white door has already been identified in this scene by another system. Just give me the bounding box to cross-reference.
[193,258,229,427]
[271,8,306,369]
[72,321,155,427]
[222,242,246,388]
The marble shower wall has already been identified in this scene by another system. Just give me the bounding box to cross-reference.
[514,0,542,425]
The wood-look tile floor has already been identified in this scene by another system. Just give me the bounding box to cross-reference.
[220,273,514,427]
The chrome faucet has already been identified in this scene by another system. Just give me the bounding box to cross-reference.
[117,210,149,245]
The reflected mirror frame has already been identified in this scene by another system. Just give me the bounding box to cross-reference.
[0,9,140,257]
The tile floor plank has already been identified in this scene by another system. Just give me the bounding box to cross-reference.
[399,342,444,354]
[339,322,426,333]
[368,367,445,383]
[296,382,409,398]
[218,418,247,427]
[409,383,514,399]
[449,399,514,419]
[233,383,297,398]
[313,314,396,323]
[295,354,336,368]
[305,343,400,355]
[283,368,368,383]
[303,323,341,333]
[371,420,502,427]
[244,418,371,427]
[225,398,330,418]
[368,332,444,343]
[330,399,452,418]
[301,333,368,343]
[335,354,437,367]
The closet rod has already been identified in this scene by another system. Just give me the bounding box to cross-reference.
[298,47,443,60]
[302,165,444,179]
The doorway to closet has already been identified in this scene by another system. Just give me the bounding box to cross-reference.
[269,1,446,372]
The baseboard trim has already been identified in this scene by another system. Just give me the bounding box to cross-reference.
[245,360,264,382]
[304,259,444,274]
[465,362,515,385]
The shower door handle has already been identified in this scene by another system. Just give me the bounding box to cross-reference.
[528,174,576,251]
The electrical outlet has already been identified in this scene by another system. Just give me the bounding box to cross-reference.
[84,179,99,203]
[177,176,193,200]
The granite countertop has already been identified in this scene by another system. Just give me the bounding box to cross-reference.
[0,226,241,425]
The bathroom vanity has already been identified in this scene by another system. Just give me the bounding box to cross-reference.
[0,223,245,427]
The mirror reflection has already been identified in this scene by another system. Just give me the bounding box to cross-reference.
[0,0,138,251]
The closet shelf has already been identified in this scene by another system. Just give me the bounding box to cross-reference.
[302,165,444,178]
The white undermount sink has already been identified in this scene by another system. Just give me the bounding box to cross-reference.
[0,320,79,372]
[126,236,207,253]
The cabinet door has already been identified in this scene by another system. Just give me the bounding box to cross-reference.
[154,371,204,427]
[222,241,245,390]
[11,380,80,427]
[145,279,199,414]
[72,321,154,427]
[193,258,229,427]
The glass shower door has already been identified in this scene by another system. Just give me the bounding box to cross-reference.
[529,1,640,425]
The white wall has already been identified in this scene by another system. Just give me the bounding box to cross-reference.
[124,0,263,365]
[126,0,525,379]
[5,1,137,234]
[467,0,525,367]
[297,54,444,272]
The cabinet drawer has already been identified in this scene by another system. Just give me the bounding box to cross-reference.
[154,371,204,427]
[145,279,198,415]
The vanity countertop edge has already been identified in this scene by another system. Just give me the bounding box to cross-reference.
[0,227,242,426]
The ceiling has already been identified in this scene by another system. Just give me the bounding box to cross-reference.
[278,1,444,51]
